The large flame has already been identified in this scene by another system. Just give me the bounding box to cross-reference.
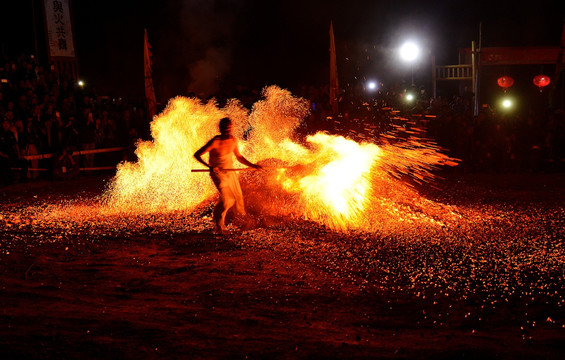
[270,133,380,230]
[104,85,457,231]
[104,97,249,213]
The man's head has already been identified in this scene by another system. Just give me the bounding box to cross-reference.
[219,117,232,135]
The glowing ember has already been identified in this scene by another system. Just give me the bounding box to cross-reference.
[272,133,380,230]
[1,84,563,340]
[1,158,564,333]
[102,85,458,232]
[103,96,250,213]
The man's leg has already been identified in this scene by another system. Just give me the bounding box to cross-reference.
[213,187,235,234]
[0,157,12,185]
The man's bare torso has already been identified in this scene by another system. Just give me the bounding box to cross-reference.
[209,135,236,159]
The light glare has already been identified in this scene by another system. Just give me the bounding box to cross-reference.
[400,42,420,62]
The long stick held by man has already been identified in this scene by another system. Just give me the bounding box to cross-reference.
[194,117,262,234]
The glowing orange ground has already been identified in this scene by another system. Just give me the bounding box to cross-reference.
[0,173,564,359]
[0,88,563,358]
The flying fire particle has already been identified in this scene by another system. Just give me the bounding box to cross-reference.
[101,85,459,232]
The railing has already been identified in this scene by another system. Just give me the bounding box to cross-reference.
[12,147,124,172]
[434,64,472,80]
[23,147,124,161]
[432,41,479,115]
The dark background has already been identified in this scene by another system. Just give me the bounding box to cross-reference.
[1,0,564,101]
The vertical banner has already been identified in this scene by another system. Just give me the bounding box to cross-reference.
[144,29,157,121]
[43,0,77,81]
[329,21,339,115]
[44,0,75,58]
[552,23,565,89]
[549,22,565,108]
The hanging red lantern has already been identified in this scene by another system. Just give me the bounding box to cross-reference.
[497,76,514,90]
[533,75,550,90]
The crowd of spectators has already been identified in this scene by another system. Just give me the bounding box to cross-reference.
[0,54,148,185]
[1,53,564,186]
[294,83,565,173]
[425,97,565,173]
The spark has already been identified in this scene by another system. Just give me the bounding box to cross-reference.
[2,86,563,334]
[103,85,458,232]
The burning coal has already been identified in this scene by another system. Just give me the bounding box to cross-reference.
[3,87,563,327]
[103,85,458,231]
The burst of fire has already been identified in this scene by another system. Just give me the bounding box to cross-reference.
[103,97,249,213]
[103,85,458,231]
[269,133,381,230]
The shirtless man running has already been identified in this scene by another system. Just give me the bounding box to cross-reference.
[194,117,262,234]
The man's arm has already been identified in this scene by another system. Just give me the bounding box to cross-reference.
[194,138,216,169]
[233,139,262,169]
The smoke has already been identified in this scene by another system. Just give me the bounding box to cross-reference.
[187,47,231,97]
[149,1,241,100]
[179,0,238,98]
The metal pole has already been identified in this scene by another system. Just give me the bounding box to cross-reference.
[432,55,436,99]
[191,168,254,172]
[191,165,296,173]
[31,0,39,62]
[472,41,477,116]
[475,23,482,116]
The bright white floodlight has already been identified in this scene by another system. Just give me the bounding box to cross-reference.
[367,81,377,90]
[399,42,420,62]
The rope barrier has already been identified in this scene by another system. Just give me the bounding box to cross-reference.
[22,147,124,160]
[10,147,125,173]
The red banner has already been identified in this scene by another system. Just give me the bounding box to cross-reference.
[329,21,339,115]
[144,29,157,121]
[461,47,560,65]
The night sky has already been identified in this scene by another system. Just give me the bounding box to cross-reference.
[1,0,564,101]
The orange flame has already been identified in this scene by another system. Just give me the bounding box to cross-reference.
[103,96,250,213]
[104,85,458,232]
[272,133,381,230]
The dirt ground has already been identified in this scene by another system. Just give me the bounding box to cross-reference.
[1,172,565,359]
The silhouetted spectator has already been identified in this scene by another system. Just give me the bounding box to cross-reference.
[53,146,80,180]
[62,115,79,151]
[0,119,28,184]
[80,109,96,169]
[20,116,41,180]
